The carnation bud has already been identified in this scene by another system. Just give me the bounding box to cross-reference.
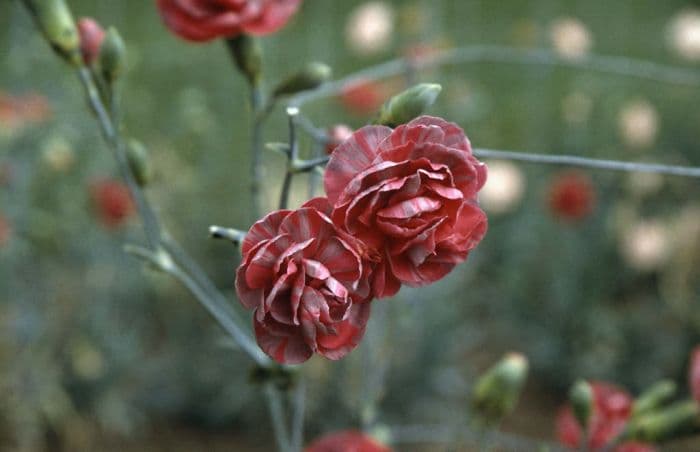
[569,380,593,430]
[228,35,262,85]
[472,352,529,424]
[377,83,442,127]
[126,140,153,187]
[627,400,700,443]
[22,0,81,66]
[632,380,677,418]
[272,62,332,98]
[77,17,105,65]
[99,27,126,84]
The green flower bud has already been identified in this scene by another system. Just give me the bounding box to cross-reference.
[126,140,153,187]
[99,27,126,83]
[228,35,262,85]
[627,400,700,443]
[569,380,593,430]
[471,352,529,424]
[632,380,677,419]
[272,62,332,98]
[377,83,442,127]
[23,0,81,66]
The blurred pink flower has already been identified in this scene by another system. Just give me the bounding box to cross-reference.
[156,0,302,42]
[339,80,388,116]
[325,124,354,155]
[78,17,106,65]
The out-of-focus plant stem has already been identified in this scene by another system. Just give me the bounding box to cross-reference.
[250,83,265,222]
[278,107,299,210]
[74,65,270,367]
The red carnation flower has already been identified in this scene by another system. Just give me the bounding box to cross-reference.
[339,80,388,116]
[236,199,372,364]
[555,381,656,452]
[689,346,700,402]
[0,215,11,248]
[306,430,391,452]
[77,18,106,65]
[90,179,135,228]
[325,124,354,155]
[324,115,487,298]
[156,0,302,42]
[548,171,596,221]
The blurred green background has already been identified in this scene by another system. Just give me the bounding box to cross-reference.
[1,0,700,450]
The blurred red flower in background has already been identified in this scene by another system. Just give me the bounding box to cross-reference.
[325,124,354,155]
[90,179,135,228]
[0,91,52,134]
[306,430,391,452]
[77,17,106,65]
[555,381,656,451]
[548,170,596,221]
[339,80,389,116]
[156,0,302,42]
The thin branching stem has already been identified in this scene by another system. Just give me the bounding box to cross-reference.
[250,84,265,221]
[264,384,293,452]
[279,108,300,210]
[289,45,700,108]
[75,66,269,367]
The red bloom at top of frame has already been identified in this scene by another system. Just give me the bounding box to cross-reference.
[548,170,596,221]
[156,0,302,42]
[77,18,106,65]
[555,381,656,452]
[306,430,392,452]
[324,115,488,298]
[236,199,373,364]
[90,179,135,228]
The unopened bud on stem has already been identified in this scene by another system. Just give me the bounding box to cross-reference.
[228,35,262,85]
[377,83,442,127]
[23,0,81,66]
[272,62,332,98]
[471,352,529,424]
[100,27,126,84]
[126,140,152,187]
[569,380,593,431]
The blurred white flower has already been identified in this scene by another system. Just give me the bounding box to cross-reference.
[620,220,671,271]
[549,17,592,60]
[625,171,664,197]
[42,136,75,172]
[618,100,659,149]
[346,2,395,56]
[561,91,593,125]
[668,9,700,61]
[479,161,525,215]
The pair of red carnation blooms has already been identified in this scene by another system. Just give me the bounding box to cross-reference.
[236,117,488,364]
